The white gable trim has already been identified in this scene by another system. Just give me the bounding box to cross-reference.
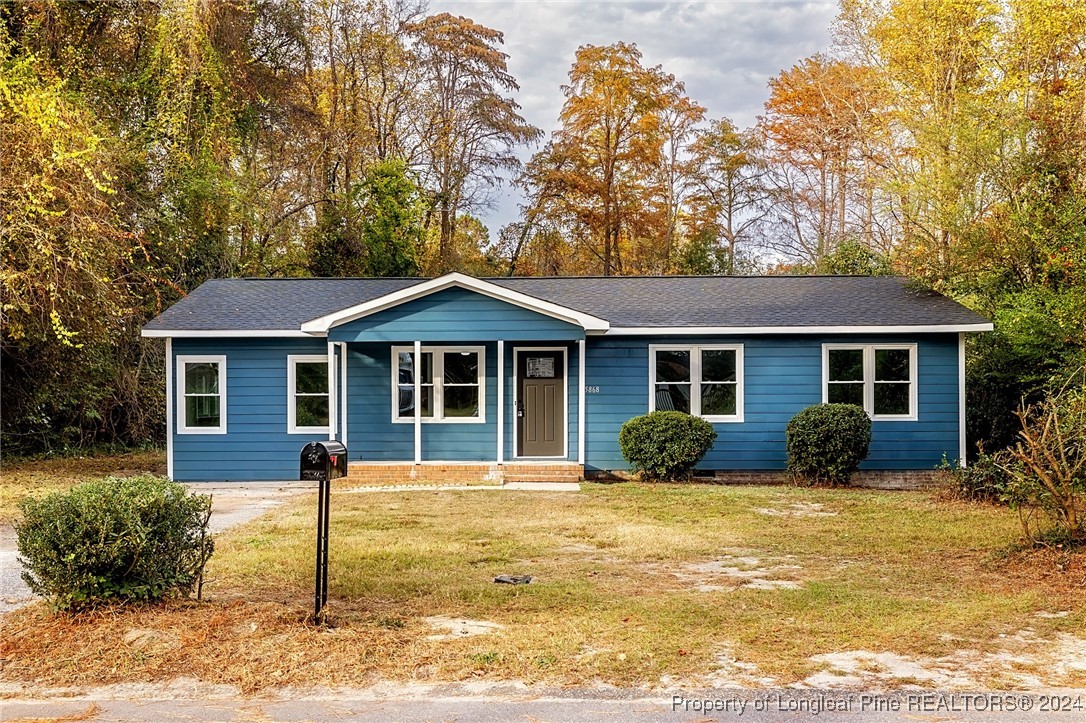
[300,272,610,333]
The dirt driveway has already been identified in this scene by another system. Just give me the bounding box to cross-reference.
[0,481,314,613]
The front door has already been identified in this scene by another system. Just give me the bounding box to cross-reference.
[516,349,565,457]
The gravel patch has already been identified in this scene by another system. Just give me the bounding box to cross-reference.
[672,553,805,592]
[424,616,504,641]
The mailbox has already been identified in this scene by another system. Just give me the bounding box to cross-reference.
[302,440,347,623]
[300,440,347,482]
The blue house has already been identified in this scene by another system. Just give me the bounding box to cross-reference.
[141,273,992,482]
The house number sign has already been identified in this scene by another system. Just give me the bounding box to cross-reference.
[526,357,555,378]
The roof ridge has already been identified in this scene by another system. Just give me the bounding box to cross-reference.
[229,276,428,281]
[214,274,910,281]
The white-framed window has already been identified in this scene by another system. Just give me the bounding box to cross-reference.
[823,343,917,420]
[288,355,330,434]
[649,344,744,422]
[392,346,485,423]
[176,355,227,434]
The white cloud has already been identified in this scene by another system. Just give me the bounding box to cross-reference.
[429,0,837,235]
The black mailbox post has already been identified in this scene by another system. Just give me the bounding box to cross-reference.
[300,441,347,622]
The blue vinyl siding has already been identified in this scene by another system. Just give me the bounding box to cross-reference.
[169,330,960,480]
[328,287,583,342]
[172,338,332,481]
[582,334,961,472]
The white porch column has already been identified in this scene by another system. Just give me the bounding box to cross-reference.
[497,340,505,464]
[327,341,337,441]
[165,338,174,480]
[339,342,348,448]
[578,338,586,466]
[958,332,967,468]
[414,340,422,464]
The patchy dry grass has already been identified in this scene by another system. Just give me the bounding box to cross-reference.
[2,483,1084,694]
[0,451,166,522]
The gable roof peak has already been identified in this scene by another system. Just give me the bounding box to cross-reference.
[298,272,611,334]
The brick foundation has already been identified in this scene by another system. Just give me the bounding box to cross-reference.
[585,469,947,491]
[347,462,584,486]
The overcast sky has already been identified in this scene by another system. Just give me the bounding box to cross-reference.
[430,0,839,236]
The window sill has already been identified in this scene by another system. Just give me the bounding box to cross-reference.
[392,417,486,425]
[701,415,744,424]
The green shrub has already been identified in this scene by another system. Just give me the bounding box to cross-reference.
[786,404,872,486]
[619,411,717,481]
[16,475,214,610]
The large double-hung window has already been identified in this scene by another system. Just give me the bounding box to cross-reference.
[392,346,485,422]
[649,345,744,422]
[823,344,917,420]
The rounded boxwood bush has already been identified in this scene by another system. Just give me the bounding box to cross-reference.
[786,403,871,486]
[15,475,214,610]
[619,411,717,481]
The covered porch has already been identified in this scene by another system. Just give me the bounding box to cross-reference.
[304,274,608,476]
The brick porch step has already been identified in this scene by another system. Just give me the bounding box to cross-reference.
[346,462,583,486]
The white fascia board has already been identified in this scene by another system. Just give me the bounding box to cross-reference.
[299,272,610,333]
[605,323,994,336]
[141,329,324,338]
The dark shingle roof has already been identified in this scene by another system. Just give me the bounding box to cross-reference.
[142,275,990,333]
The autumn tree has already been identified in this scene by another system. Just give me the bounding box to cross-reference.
[759,55,888,265]
[1,0,310,450]
[687,118,772,274]
[0,34,162,449]
[650,90,706,272]
[408,13,541,271]
[138,0,253,285]
[523,43,681,275]
[835,0,1005,280]
[434,215,503,277]
[832,0,1086,454]
[300,0,424,196]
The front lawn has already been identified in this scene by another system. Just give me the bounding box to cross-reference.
[0,451,166,522]
[3,483,1084,693]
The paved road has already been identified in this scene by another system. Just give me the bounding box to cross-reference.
[2,685,1077,722]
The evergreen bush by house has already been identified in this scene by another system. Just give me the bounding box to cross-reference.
[786,404,872,486]
[16,475,214,610]
[619,410,717,481]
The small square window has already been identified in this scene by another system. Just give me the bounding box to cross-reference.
[177,356,227,434]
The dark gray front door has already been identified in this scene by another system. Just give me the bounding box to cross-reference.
[517,350,565,457]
